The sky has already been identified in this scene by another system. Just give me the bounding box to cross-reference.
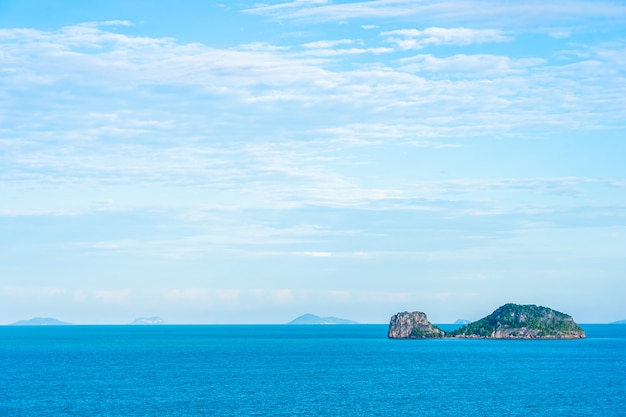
[0,0,625,324]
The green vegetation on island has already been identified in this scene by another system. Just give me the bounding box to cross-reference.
[388,304,585,339]
[449,304,585,339]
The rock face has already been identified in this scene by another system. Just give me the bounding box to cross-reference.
[450,304,585,339]
[388,311,445,338]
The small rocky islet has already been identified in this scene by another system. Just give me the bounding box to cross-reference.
[388,303,586,339]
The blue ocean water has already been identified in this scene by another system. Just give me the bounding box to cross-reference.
[1,324,625,416]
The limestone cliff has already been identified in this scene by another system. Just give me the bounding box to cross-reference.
[388,311,445,339]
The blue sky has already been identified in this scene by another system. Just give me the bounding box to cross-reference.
[1,0,625,324]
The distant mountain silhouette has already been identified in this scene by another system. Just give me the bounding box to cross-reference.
[130,316,167,325]
[287,314,358,325]
[609,319,626,325]
[9,317,72,326]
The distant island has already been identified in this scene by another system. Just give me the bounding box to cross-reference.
[453,319,471,325]
[130,317,167,325]
[9,317,72,326]
[389,304,585,339]
[288,314,358,325]
[610,319,626,325]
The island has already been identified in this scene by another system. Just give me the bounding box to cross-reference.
[287,314,358,325]
[9,317,72,326]
[388,304,585,339]
[388,311,445,338]
[609,319,626,325]
[130,316,167,325]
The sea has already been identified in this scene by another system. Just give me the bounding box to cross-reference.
[1,324,625,416]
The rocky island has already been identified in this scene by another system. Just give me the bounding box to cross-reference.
[389,304,585,339]
[388,311,445,338]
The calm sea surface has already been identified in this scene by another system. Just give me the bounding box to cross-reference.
[1,324,625,416]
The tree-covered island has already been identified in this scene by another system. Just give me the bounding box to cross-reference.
[389,303,585,339]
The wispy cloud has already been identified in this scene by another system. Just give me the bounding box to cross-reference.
[398,54,544,77]
[246,0,626,26]
[92,20,135,27]
[297,37,395,56]
[382,27,512,50]
[302,38,359,49]
[1,2,626,325]
[298,251,332,257]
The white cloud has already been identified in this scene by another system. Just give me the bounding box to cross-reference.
[1,24,625,239]
[302,39,358,49]
[0,23,622,142]
[239,41,290,51]
[299,46,394,56]
[249,0,330,13]
[299,251,333,257]
[1,3,625,327]
[382,27,513,50]
[0,26,329,92]
[246,0,626,26]
[399,54,544,77]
